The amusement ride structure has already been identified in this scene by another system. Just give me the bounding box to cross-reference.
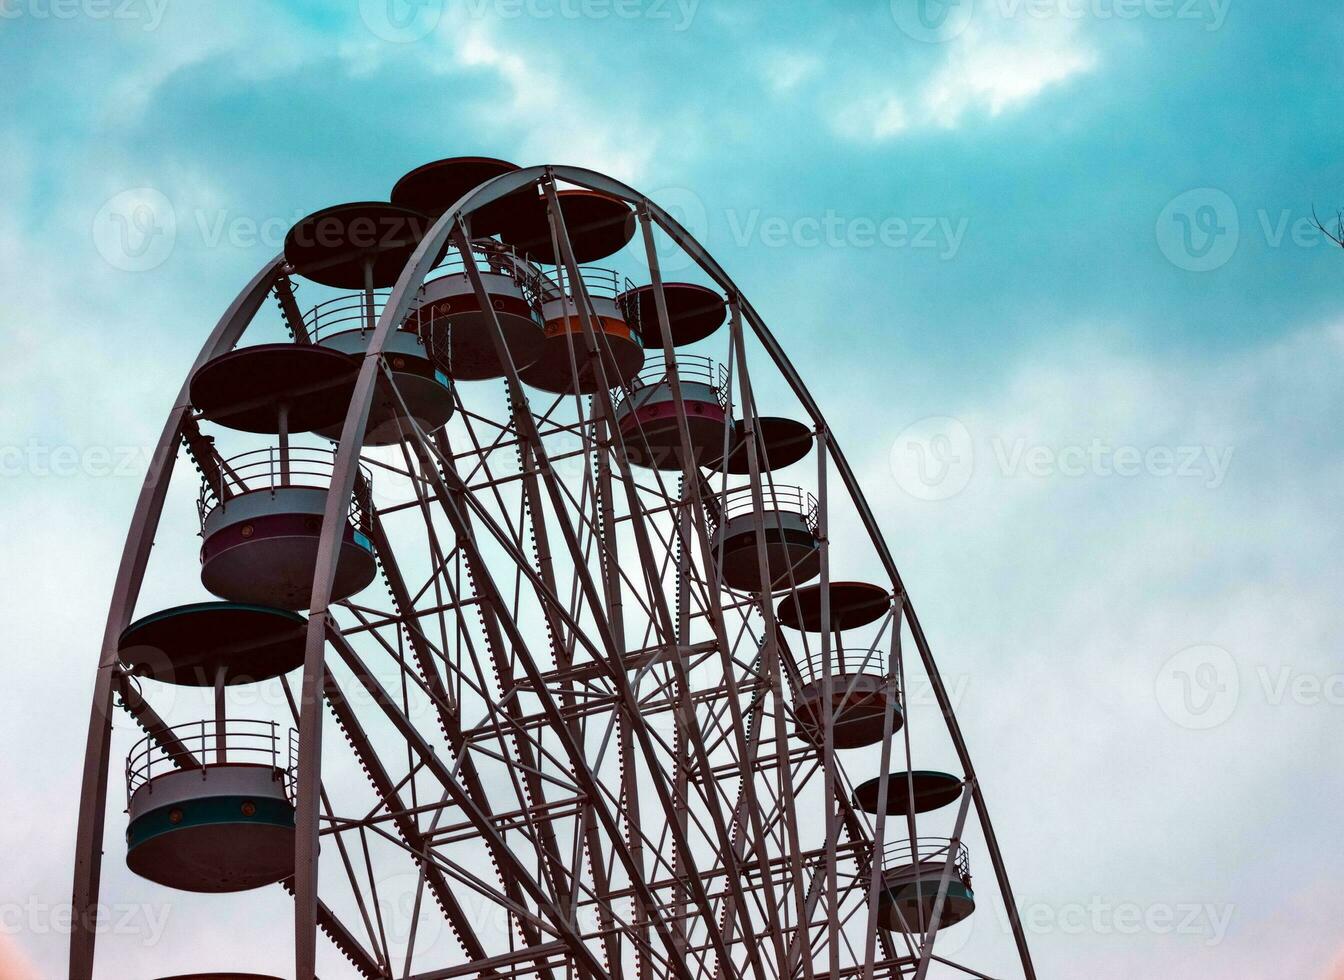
[69,159,1036,979]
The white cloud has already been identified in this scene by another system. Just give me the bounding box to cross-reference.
[921,17,1097,126]
[92,5,328,127]
[834,93,911,141]
[843,319,1344,976]
[427,18,666,183]
[829,9,1098,140]
[759,48,824,94]
[2,4,1336,976]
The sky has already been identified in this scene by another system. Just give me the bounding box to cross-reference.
[2,0,1343,977]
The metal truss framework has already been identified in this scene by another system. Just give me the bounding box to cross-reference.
[69,165,1036,980]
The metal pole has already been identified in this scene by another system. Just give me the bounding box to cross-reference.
[913,787,975,980]
[364,259,375,333]
[816,430,840,977]
[278,401,291,486]
[475,166,1036,978]
[448,214,735,980]
[861,616,903,978]
[215,665,227,764]
[724,299,815,980]
[68,254,283,980]
[80,164,1036,978]
[293,244,413,980]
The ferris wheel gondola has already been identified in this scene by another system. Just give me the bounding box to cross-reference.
[69,158,1037,980]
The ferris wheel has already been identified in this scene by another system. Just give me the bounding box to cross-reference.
[69,158,1037,980]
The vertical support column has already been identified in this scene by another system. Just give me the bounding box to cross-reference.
[214,666,228,764]
[724,299,812,979]
[862,608,904,977]
[70,660,122,980]
[293,257,388,979]
[593,405,645,978]
[815,430,840,978]
[672,475,691,957]
[539,194,767,980]
[278,401,291,487]
[69,253,282,980]
[713,277,1040,979]
[363,260,376,333]
[292,607,327,980]
[913,787,975,980]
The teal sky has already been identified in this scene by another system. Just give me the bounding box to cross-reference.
[3,1,1343,977]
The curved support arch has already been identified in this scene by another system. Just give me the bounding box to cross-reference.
[69,164,1032,979]
[288,183,620,979]
[426,164,1037,977]
[69,253,287,979]
[290,185,462,980]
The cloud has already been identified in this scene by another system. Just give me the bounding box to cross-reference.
[921,16,1097,126]
[425,16,668,183]
[840,318,1344,976]
[2,2,1339,976]
[834,93,912,141]
[759,48,824,94]
[830,8,1097,140]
